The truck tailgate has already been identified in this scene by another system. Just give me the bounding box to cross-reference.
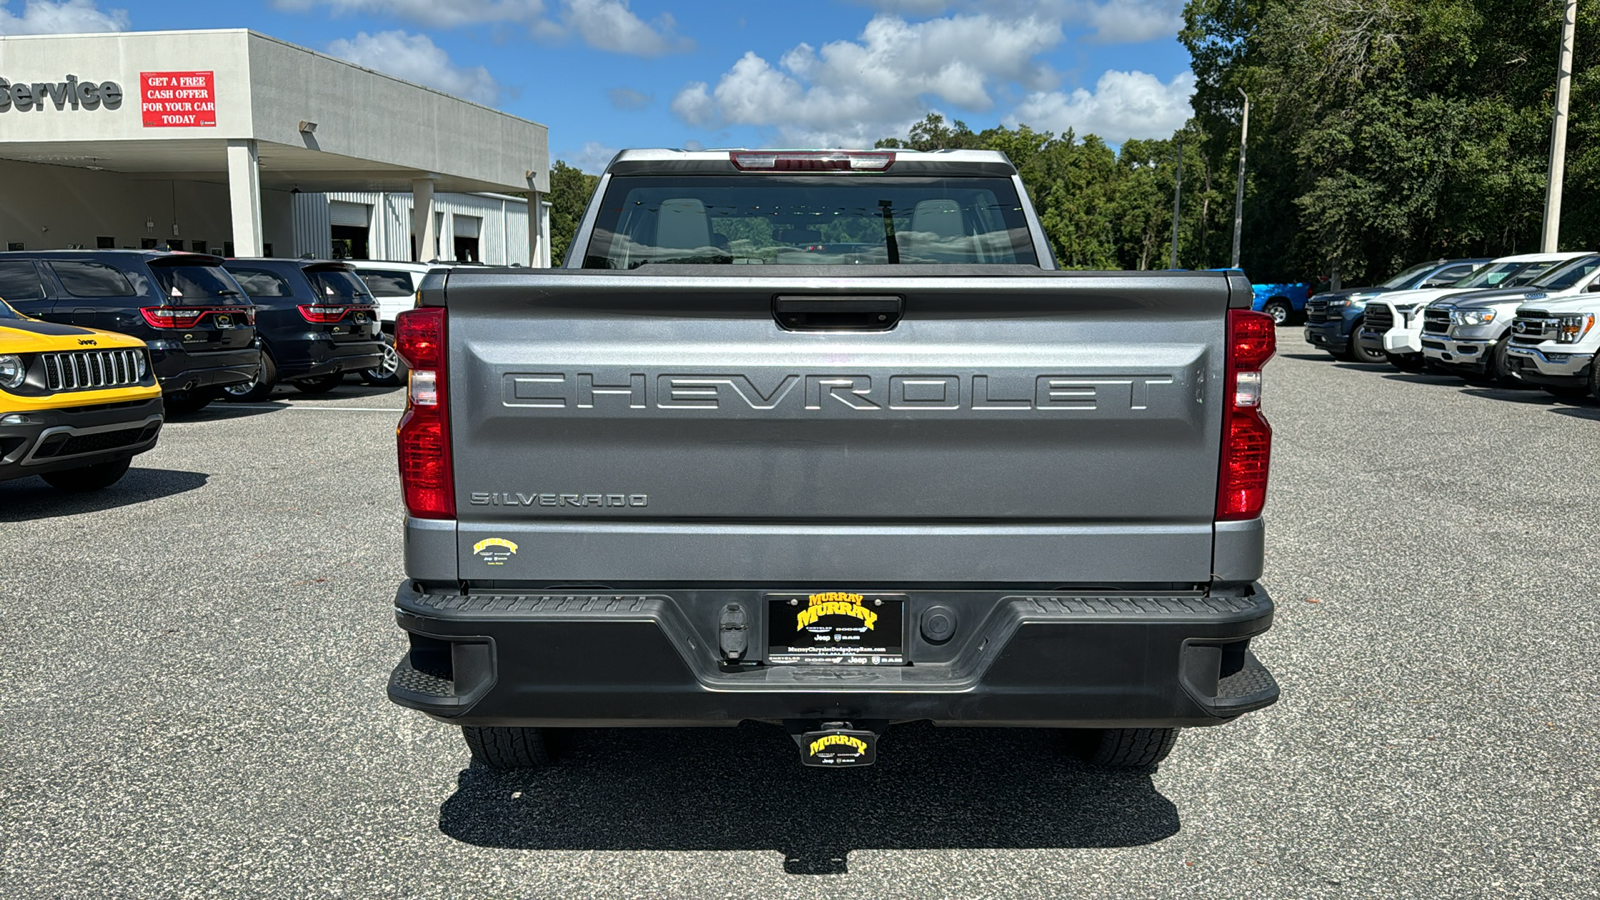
[442,269,1233,584]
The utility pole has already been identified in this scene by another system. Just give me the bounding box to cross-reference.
[1542,0,1576,251]
[1170,136,1183,269]
[1231,89,1250,269]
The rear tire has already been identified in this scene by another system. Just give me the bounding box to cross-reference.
[222,353,277,402]
[463,726,555,770]
[1264,300,1291,325]
[40,457,132,492]
[1071,727,1180,767]
[291,373,344,395]
[361,332,406,387]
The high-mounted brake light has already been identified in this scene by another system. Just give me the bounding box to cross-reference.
[395,307,454,519]
[140,306,255,329]
[730,151,895,172]
[1217,309,1275,521]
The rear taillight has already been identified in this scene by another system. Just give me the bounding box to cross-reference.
[1217,309,1275,520]
[140,306,255,328]
[298,304,373,323]
[396,307,453,519]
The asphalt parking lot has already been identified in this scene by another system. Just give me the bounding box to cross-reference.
[3,333,1597,898]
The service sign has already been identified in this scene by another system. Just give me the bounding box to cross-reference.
[141,71,215,127]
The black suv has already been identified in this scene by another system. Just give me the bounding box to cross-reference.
[219,260,383,401]
[0,251,259,414]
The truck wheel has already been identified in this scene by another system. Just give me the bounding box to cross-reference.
[1589,359,1600,400]
[40,457,132,492]
[463,726,554,769]
[1071,727,1180,767]
[1348,323,1387,363]
[1487,337,1520,388]
[291,373,344,395]
[223,353,277,402]
[1264,300,1291,325]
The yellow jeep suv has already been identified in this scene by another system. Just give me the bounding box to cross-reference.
[0,299,163,491]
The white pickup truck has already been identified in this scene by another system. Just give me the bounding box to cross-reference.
[1506,290,1600,399]
[1357,252,1587,370]
[1420,253,1600,383]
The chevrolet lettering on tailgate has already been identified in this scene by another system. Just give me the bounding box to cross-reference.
[504,372,1181,412]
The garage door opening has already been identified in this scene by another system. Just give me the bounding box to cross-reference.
[331,225,369,260]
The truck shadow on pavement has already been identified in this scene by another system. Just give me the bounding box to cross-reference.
[0,467,208,521]
[437,721,1179,874]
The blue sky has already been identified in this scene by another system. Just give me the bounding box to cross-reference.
[1,0,1197,172]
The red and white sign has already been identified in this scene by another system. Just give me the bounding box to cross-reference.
[140,71,216,128]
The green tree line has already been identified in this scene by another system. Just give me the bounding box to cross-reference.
[546,1,1596,283]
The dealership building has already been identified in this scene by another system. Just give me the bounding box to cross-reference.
[0,29,550,265]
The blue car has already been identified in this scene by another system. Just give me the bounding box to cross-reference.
[1206,271,1308,324]
[1252,283,1310,324]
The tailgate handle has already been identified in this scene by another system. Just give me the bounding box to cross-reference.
[774,295,902,331]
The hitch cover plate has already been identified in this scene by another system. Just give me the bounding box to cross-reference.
[800,728,878,767]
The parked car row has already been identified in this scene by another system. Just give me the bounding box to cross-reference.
[0,250,438,492]
[1302,252,1600,400]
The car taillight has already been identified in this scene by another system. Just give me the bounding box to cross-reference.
[396,307,453,519]
[140,306,255,328]
[299,304,353,323]
[730,150,894,171]
[1217,309,1275,520]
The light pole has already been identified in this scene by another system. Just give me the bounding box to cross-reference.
[1170,135,1183,269]
[1542,0,1576,251]
[1231,89,1249,269]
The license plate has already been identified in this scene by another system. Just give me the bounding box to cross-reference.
[766,592,906,665]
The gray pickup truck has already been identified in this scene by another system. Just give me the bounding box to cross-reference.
[386,149,1280,770]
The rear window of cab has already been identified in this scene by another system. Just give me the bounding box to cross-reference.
[583,175,1039,269]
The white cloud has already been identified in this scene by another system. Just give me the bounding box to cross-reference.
[274,0,546,28]
[562,0,689,56]
[1084,0,1183,44]
[278,0,687,56]
[850,0,1181,44]
[0,0,128,34]
[326,31,500,105]
[564,141,620,173]
[670,14,1063,147]
[607,86,653,110]
[1009,70,1195,142]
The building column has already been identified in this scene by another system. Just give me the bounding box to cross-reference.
[226,139,264,257]
[411,175,437,262]
[527,190,546,267]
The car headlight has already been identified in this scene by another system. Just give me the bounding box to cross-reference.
[0,354,25,390]
[1327,299,1352,308]
[1558,313,1595,344]
[1451,309,1495,326]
